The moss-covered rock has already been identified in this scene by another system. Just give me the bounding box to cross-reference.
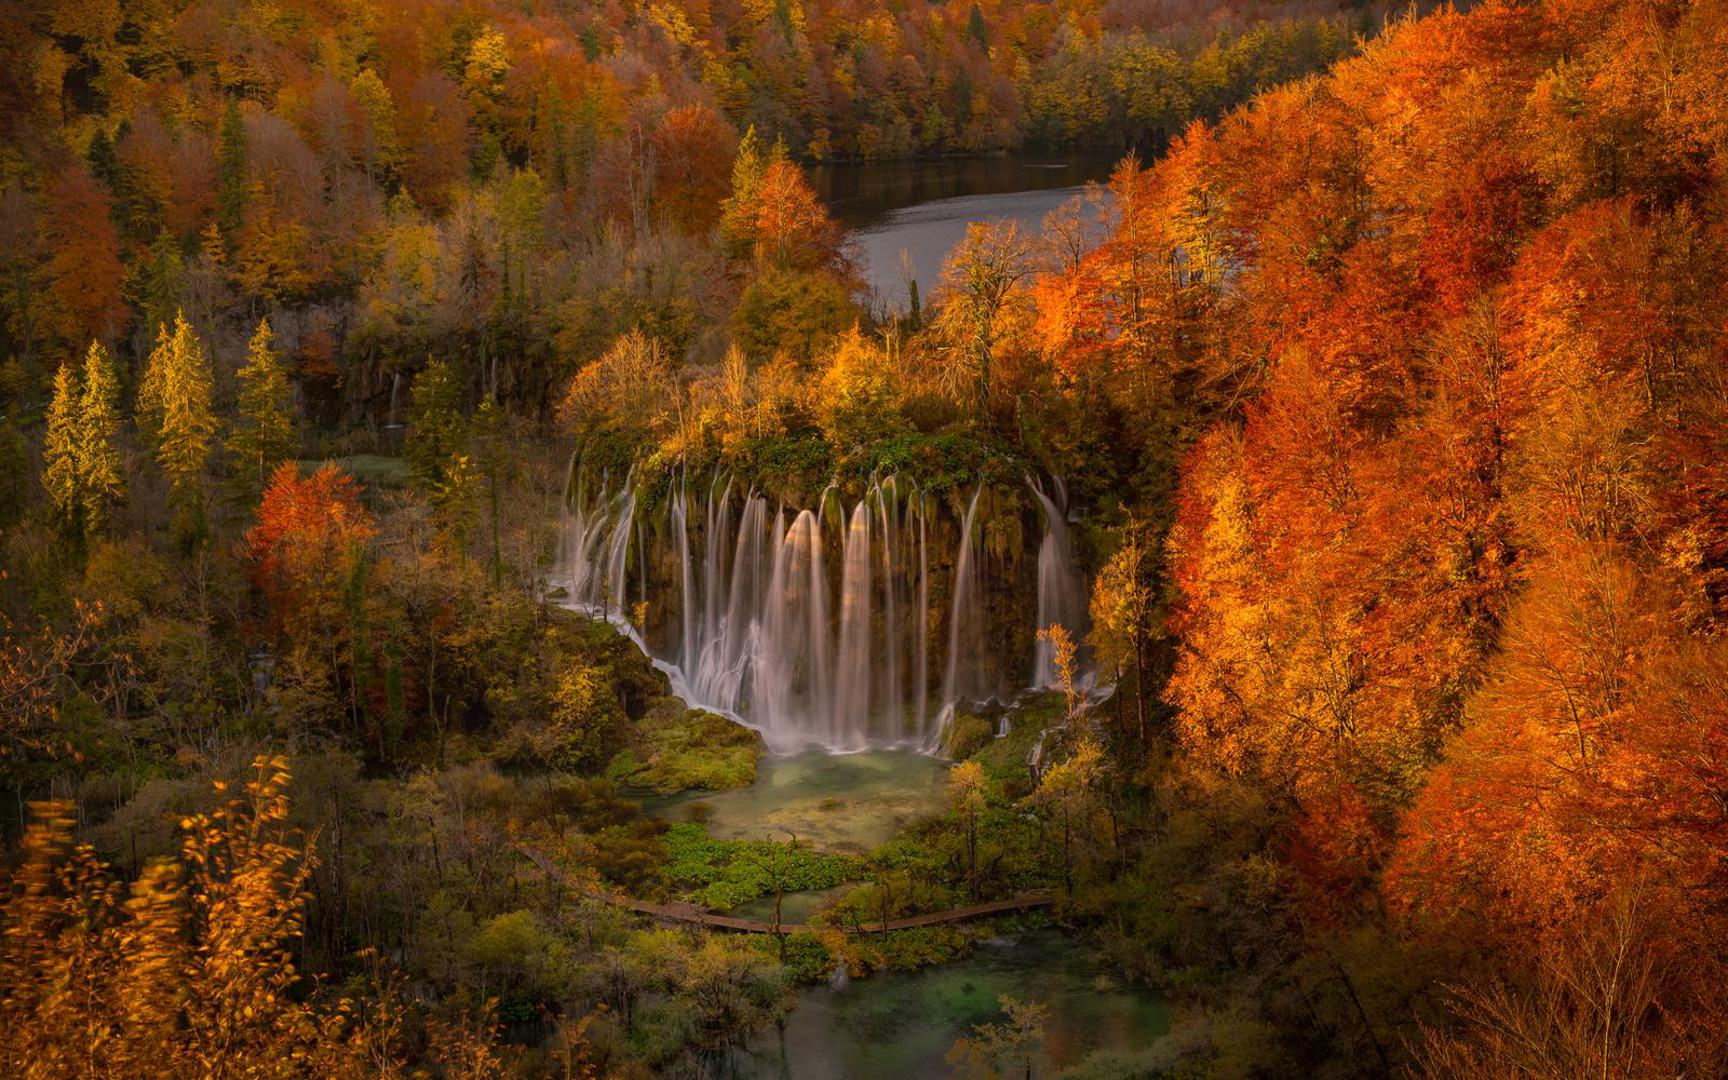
[942,709,995,760]
[609,700,765,793]
[968,691,1066,794]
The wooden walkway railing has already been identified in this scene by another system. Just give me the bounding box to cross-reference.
[519,845,1053,934]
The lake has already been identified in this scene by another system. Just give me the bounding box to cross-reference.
[812,156,1120,312]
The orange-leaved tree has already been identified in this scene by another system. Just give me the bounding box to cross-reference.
[247,462,377,640]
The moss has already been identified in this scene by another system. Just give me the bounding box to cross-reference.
[730,431,833,506]
[610,702,765,794]
[943,711,995,760]
[969,691,1066,791]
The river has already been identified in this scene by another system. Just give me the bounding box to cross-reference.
[721,929,1168,1080]
[812,155,1119,312]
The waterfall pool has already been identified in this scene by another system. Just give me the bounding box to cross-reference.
[718,928,1169,1079]
[641,749,952,854]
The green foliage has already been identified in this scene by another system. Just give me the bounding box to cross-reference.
[732,265,855,362]
[406,358,465,488]
[216,98,248,239]
[968,693,1065,788]
[662,822,861,910]
[729,432,833,505]
[227,318,298,499]
[129,231,184,333]
[824,869,957,929]
[0,419,28,530]
[608,705,763,793]
[945,711,995,760]
[767,930,836,982]
[544,658,623,772]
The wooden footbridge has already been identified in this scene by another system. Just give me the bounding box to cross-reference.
[519,845,1053,935]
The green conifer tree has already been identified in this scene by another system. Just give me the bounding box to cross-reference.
[720,126,768,256]
[406,358,465,488]
[227,318,298,498]
[217,98,248,240]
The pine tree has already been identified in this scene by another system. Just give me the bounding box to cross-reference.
[227,318,298,498]
[132,230,184,335]
[77,341,125,536]
[720,126,769,256]
[217,98,248,240]
[85,128,120,194]
[41,362,81,529]
[406,358,464,488]
[966,3,989,51]
[472,396,508,584]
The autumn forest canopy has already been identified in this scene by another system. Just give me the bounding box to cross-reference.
[3,0,1728,1076]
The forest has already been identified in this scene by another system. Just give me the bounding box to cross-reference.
[3,0,1727,1076]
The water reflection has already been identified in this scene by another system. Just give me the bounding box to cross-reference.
[811,156,1120,312]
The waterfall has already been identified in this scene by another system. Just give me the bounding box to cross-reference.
[874,480,901,742]
[753,509,834,747]
[556,467,1087,754]
[563,466,639,620]
[1030,475,1089,688]
[915,492,930,742]
[674,488,697,669]
[833,502,873,749]
[941,486,986,710]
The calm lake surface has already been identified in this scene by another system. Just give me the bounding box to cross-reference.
[812,156,1119,311]
[722,929,1169,1080]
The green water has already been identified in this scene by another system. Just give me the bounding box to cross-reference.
[722,929,1168,1079]
[643,750,953,855]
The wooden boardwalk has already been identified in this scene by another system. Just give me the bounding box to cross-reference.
[519,846,1053,934]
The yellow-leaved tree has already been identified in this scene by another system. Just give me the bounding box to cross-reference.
[139,311,214,542]
[0,757,389,1075]
[41,343,126,542]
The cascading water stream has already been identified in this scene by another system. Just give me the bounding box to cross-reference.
[556,469,1087,753]
[1030,475,1089,688]
[940,486,986,707]
[833,502,874,749]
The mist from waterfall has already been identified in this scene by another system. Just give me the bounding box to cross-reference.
[558,468,1086,753]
